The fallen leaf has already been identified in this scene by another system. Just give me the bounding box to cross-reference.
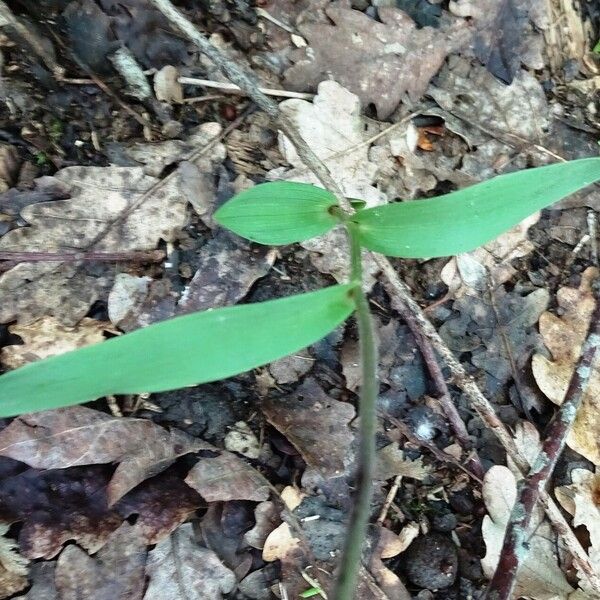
[0,524,28,599]
[224,421,261,459]
[0,407,211,505]
[449,0,546,82]
[55,523,146,600]
[532,267,600,466]
[268,349,313,385]
[262,522,301,563]
[262,378,355,477]
[153,65,183,103]
[0,316,113,369]
[440,286,549,397]
[284,2,468,119]
[244,501,280,550]
[13,563,57,600]
[143,523,236,600]
[481,465,574,599]
[269,81,384,284]
[555,468,600,596]
[177,231,276,314]
[375,444,431,482]
[185,451,270,502]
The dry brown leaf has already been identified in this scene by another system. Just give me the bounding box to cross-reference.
[55,523,146,600]
[262,378,355,477]
[0,407,211,505]
[0,524,28,599]
[244,501,280,550]
[153,65,183,103]
[284,2,468,119]
[184,451,270,502]
[481,466,574,599]
[532,267,600,466]
[262,522,301,563]
[13,563,57,600]
[0,316,114,369]
[555,468,600,596]
[375,443,431,482]
[143,523,236,600]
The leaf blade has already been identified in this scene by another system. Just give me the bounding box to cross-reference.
[0,285,355,417]
[214,181,339,245]
[353,158,600,257]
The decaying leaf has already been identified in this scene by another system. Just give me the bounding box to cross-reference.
[262,378,355,476]
[481,466,574,599]
[555,468,600,595]
[449,0,546,83]
[13,562,57,600]
[0,524,29,599]
[55,523,146,600]
[224,421,261,459]
[185,451,270,502]
[244,501,280,550]
[0,407,211,504]
[143,523,236,600]
[532,267,600,466]
[284,2,468,119]
[0,463,201,559]
[375,444,431,482]
[0,316,114,369]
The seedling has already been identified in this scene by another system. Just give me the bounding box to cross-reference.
[1,157,600,598]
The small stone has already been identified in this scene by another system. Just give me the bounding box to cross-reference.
[432,512,457,533]
[404,534,458,590]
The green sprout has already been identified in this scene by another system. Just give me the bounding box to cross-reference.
[1,157,600,598]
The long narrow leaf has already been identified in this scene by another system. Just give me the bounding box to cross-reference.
[214,181,339,245]
[353,158,600,257]
[0,285,355,417]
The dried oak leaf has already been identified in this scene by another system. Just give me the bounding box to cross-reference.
[555,468,600,596]
[55,522,146,600]
[0,524,29,599]
[185,451,270,502]
[449,0,546,83]
[0,316,114,369]
[143,523,236,600]
[481,465,574,599]
[284,2,468,119]
[0,406,212,505]
[262,377,355,477]
[532,267,600,466]
[0,164,195,326]
[0,463,201,559]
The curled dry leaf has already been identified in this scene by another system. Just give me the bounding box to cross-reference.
[284,2,469,119]
[244,501,280,550]
[0,406,211,505]
[481,465,574,599]
[143,523,236,600]
[185,451,270,502]
[0,316,114,369]
[262,378,355,477]
[555,468,600,596]
[55,523,146,600]
[532,267,600,466]
[0,524,29,599]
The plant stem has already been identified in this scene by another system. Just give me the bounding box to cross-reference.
[334,225,379,600]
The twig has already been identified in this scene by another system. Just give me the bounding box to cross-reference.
[410,326,484,479]
[145,1,600,594]
[376,474,403,525]
[484,289,600,600]
[178,77,315,100]
[0,250,165,263]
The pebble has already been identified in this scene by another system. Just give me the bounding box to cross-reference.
[404,534,458,590]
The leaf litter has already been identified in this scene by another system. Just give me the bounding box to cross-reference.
[1,0,600,597]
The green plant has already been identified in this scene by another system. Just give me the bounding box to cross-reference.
[1,158,600,598]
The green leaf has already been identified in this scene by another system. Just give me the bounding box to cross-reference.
[353,158,600,258]
[214,181,339,245]
[593,39,600,54]
[0,285,355,417]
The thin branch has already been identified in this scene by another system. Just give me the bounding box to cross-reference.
[484,291,600,600]
[0,250,165,263]
[178,77,315,100]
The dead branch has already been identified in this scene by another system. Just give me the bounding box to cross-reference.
[484,289,600,600]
